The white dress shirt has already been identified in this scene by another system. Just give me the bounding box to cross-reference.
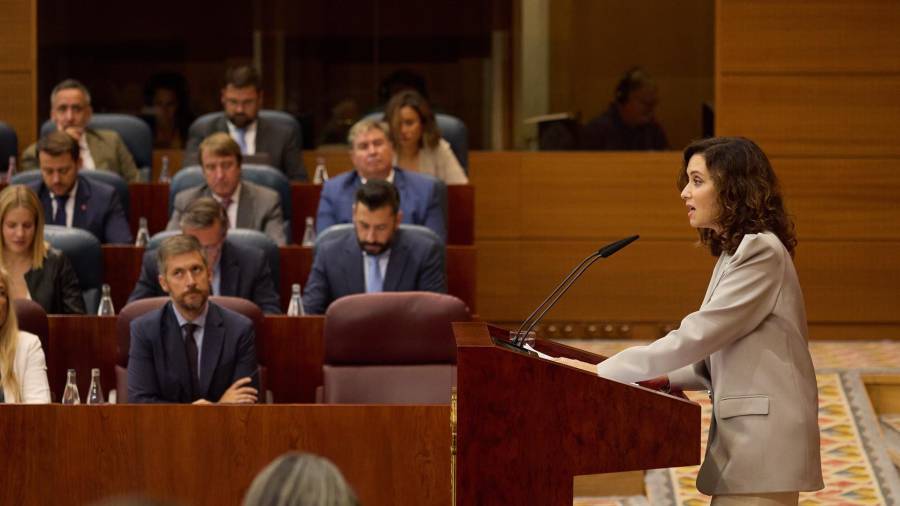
[50,180,79,228]
[226,120,258,155]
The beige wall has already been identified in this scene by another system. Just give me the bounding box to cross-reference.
[548,0,714,150]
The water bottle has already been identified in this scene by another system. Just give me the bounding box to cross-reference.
[98,284,115,316]
[61,369,81,405]
[86,368,105,405]
[135,217,151,247]
[5,155,16,183]
[301,216,316,246]
[286,283,305,316]
[312,156,329,184]
[158,155,171,183]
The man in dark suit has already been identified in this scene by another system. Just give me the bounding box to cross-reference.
[185,65,306,181]
[21,79,139,182]
[170,132,286,245]
[131,197,281,314]
[128,234,259,404]
[28,131,133,244]
[316,118,446,242]
[304,179,446,315]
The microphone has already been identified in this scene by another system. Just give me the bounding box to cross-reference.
[512,235,639,347]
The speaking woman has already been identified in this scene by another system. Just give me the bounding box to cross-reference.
[593,137,823,504]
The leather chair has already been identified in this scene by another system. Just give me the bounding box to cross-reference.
[12,299,51,398]
[147,229,280,291]
[364,111,469,170]
[115,295,268,403]
[0,121,17,173]
[320,292,470,404]
[43,225,103,312]
[41,113,153,170]
[168,164,292,240]
[10,169,130,215]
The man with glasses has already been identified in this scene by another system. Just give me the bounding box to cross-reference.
[169,132,286,245]
[130,197,281,314]
[185,65,306,181]
[21,79,140,182]
[26,131,132,244]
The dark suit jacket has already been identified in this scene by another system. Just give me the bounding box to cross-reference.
[303,227,446,315]
[315,168,446,242]
[185,115,307,181]
[127,240,281,314]
[24,248,86,315]
[27,175,133,244]
[127,301,259,403]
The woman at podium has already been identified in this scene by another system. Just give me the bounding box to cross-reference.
[593,137,823,505]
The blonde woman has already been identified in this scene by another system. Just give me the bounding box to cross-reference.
[0,186,85,314]
[0,266,51,403]
[383,90,468,184]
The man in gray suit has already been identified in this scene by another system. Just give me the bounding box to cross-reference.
[185,65,306,181]
[21,79,139,182]
[303,179,446,315]
[168,132,286,245]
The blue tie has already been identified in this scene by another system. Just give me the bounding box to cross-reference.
[52,194,67,226]
[366,255,383,293]
[235,128,248,154]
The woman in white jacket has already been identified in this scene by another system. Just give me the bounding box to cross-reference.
[0,266,51,403]
[593,137,823,505]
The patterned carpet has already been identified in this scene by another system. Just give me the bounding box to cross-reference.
[561,340,900,506]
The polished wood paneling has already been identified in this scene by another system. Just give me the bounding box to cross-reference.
[302,149,354,176]
[471,151,523,238]
[718,0,900,73]
[0,0,37,149]
[128,182,171,234]
[0,404,451,506]
[102,245,146,311]
[260,316,324,403]
[150,148,185,181]
[0,0,34,71]
[279,245,314,307]
[0,72,36,151]
[717,75,900,157]
[46,316,117,401]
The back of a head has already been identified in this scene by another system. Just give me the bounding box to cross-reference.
[242,452,359,506]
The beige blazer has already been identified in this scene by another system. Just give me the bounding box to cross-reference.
[595,232,823,495]
[395,139,468,184]
[2,331,51,404]
[21,128,140,182]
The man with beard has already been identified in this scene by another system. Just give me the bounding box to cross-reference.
[303,179,446,315]
[185,65,306,180]
[127,234,259,404]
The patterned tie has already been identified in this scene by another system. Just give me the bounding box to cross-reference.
[220,197,233,226]
[366,254,383,293]
[235,128,248,154]
[52,194,68,226]
[183,323,200,400]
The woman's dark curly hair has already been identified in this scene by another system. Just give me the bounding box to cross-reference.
[678,137,797,257]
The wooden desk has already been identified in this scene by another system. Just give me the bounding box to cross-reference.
[0,404,451,506]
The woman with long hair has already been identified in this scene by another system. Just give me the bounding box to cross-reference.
[591,137,823,504]
[0,265,51,403]
[0,185,85,314]
[383,89,468,184]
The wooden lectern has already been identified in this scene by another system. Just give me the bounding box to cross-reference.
[453,322,700,505]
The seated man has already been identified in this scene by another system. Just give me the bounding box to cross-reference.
[581,67,669,151]
[316,118,446,242]
[169,132,286,245]
[304,180,446,315]
[21,79,139,182]
[128,234,259,404]
[185,65,306,181]
[26,131,133,244]
[133,197,281,314]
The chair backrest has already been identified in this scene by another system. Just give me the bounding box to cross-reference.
[13,298,51,399]
[41,114,153,169]
[321,292,470,404]
[168,164,292,220]
[43,225,103,312]
[9,170,129,214]
[364,111,468,170]
[0,121,17,173]
[115,296,264,403]
[147,229,280,291]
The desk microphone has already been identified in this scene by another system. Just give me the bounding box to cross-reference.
[512,235,639,347]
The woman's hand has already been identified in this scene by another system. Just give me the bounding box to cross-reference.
[637,375,671,393]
